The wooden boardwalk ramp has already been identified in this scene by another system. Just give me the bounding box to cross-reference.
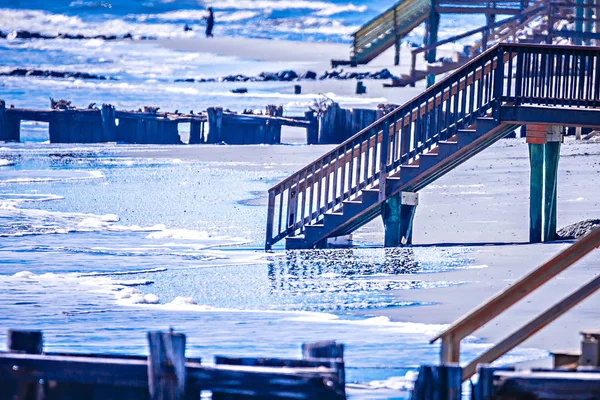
[266,43,600,250]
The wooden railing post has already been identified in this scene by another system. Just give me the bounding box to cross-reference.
[265,190,276,250]
[493,46,505,121]
[148,330,187,400]
[379,120,390,202]
[440,335,460,364]
[7,330,44,400]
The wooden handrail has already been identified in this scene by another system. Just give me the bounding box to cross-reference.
[461,271,600,380]
[432,226,600,364]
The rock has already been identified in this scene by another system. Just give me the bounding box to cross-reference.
[258,72,279,81]
[2,68,110,80]
[50,98,75,110]
[300,70,317,80]
[557,219,600,239]
[277,70,298,81]
[231,88,248,94]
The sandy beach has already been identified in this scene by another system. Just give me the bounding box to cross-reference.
[122,132,600,358]
[124,35,600,358]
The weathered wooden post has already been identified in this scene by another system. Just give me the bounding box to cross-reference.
[305,111,319,145]
[206,107,223,144]
[101,104,117,142]
[266,105,283,144]
[147,330,187,400]
[425,0,440,87]
[0,100,20,142]
[382,192,418,247]
[412,365,462,400]
[7,330,44,400]
[189,120,202,144]
[302,341,345,397]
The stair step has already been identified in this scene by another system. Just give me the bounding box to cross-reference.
[475,117,499,136]
[417,153,441,171]
[400,164,421,181]
[285,234,309,250]
[457,129,482,146]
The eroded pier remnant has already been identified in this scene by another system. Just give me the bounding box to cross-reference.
[0,101,318,145]
[317,103,385,144]
[0,101,20,142]
[527,125,562,243]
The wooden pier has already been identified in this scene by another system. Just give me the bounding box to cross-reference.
[0,100,385,146]
[0,101,319,145]
[0,329,346,399]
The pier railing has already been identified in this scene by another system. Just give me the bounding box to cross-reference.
[265,43,600,250]
[431,226,600,381]
[1,330,346,399]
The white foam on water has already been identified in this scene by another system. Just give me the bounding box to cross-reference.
[146,228,251,247]
[0,159,14,167]
[0,169,104,184]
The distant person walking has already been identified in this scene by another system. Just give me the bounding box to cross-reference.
[205,7,215,38]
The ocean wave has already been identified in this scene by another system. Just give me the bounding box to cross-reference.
[0,159,15,167]
[146,228,251,247]
[0,169,104,184]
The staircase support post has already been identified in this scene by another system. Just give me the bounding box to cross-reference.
[528,143,544,243]
[382,192,418,247]
[425,0,440,88]
[394,8,400,66]
[527,125,563,243]
[576,0,584,45]
[543,127,562,242]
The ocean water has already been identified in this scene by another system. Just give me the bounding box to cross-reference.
[0,1,540,398]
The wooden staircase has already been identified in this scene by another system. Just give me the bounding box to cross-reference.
[266,43,600,250]
[388,0,548,87]
[332,0,430,67]
[332,0,536,68]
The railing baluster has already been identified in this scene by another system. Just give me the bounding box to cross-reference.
[324,155,331,208]
[568,50,575,107]
[332,149,339,207]
[340,144,347,201]
[460,75,468,128]
[356,136,363,191]
[316,160,323,214]
[277,187,284,238]
[371,127,379,178]
[586,53,593,106]
[378,119,390,202]
[364,128,372,185]
[595,53,600,105]
[578,51,585,106]
[507,49,514,101]
[554,52,561,106]
[348,141,355,197]
[515,48,523,106]
[400,111,407,165]
[300,170,307,225]
[308,164,315,220]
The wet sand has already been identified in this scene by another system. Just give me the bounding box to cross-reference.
[123,135,600,357]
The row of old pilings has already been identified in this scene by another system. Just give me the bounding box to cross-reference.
[314,103,386,145]
[205,106,284,144]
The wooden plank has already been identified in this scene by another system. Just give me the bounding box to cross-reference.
[148,331,187,400]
